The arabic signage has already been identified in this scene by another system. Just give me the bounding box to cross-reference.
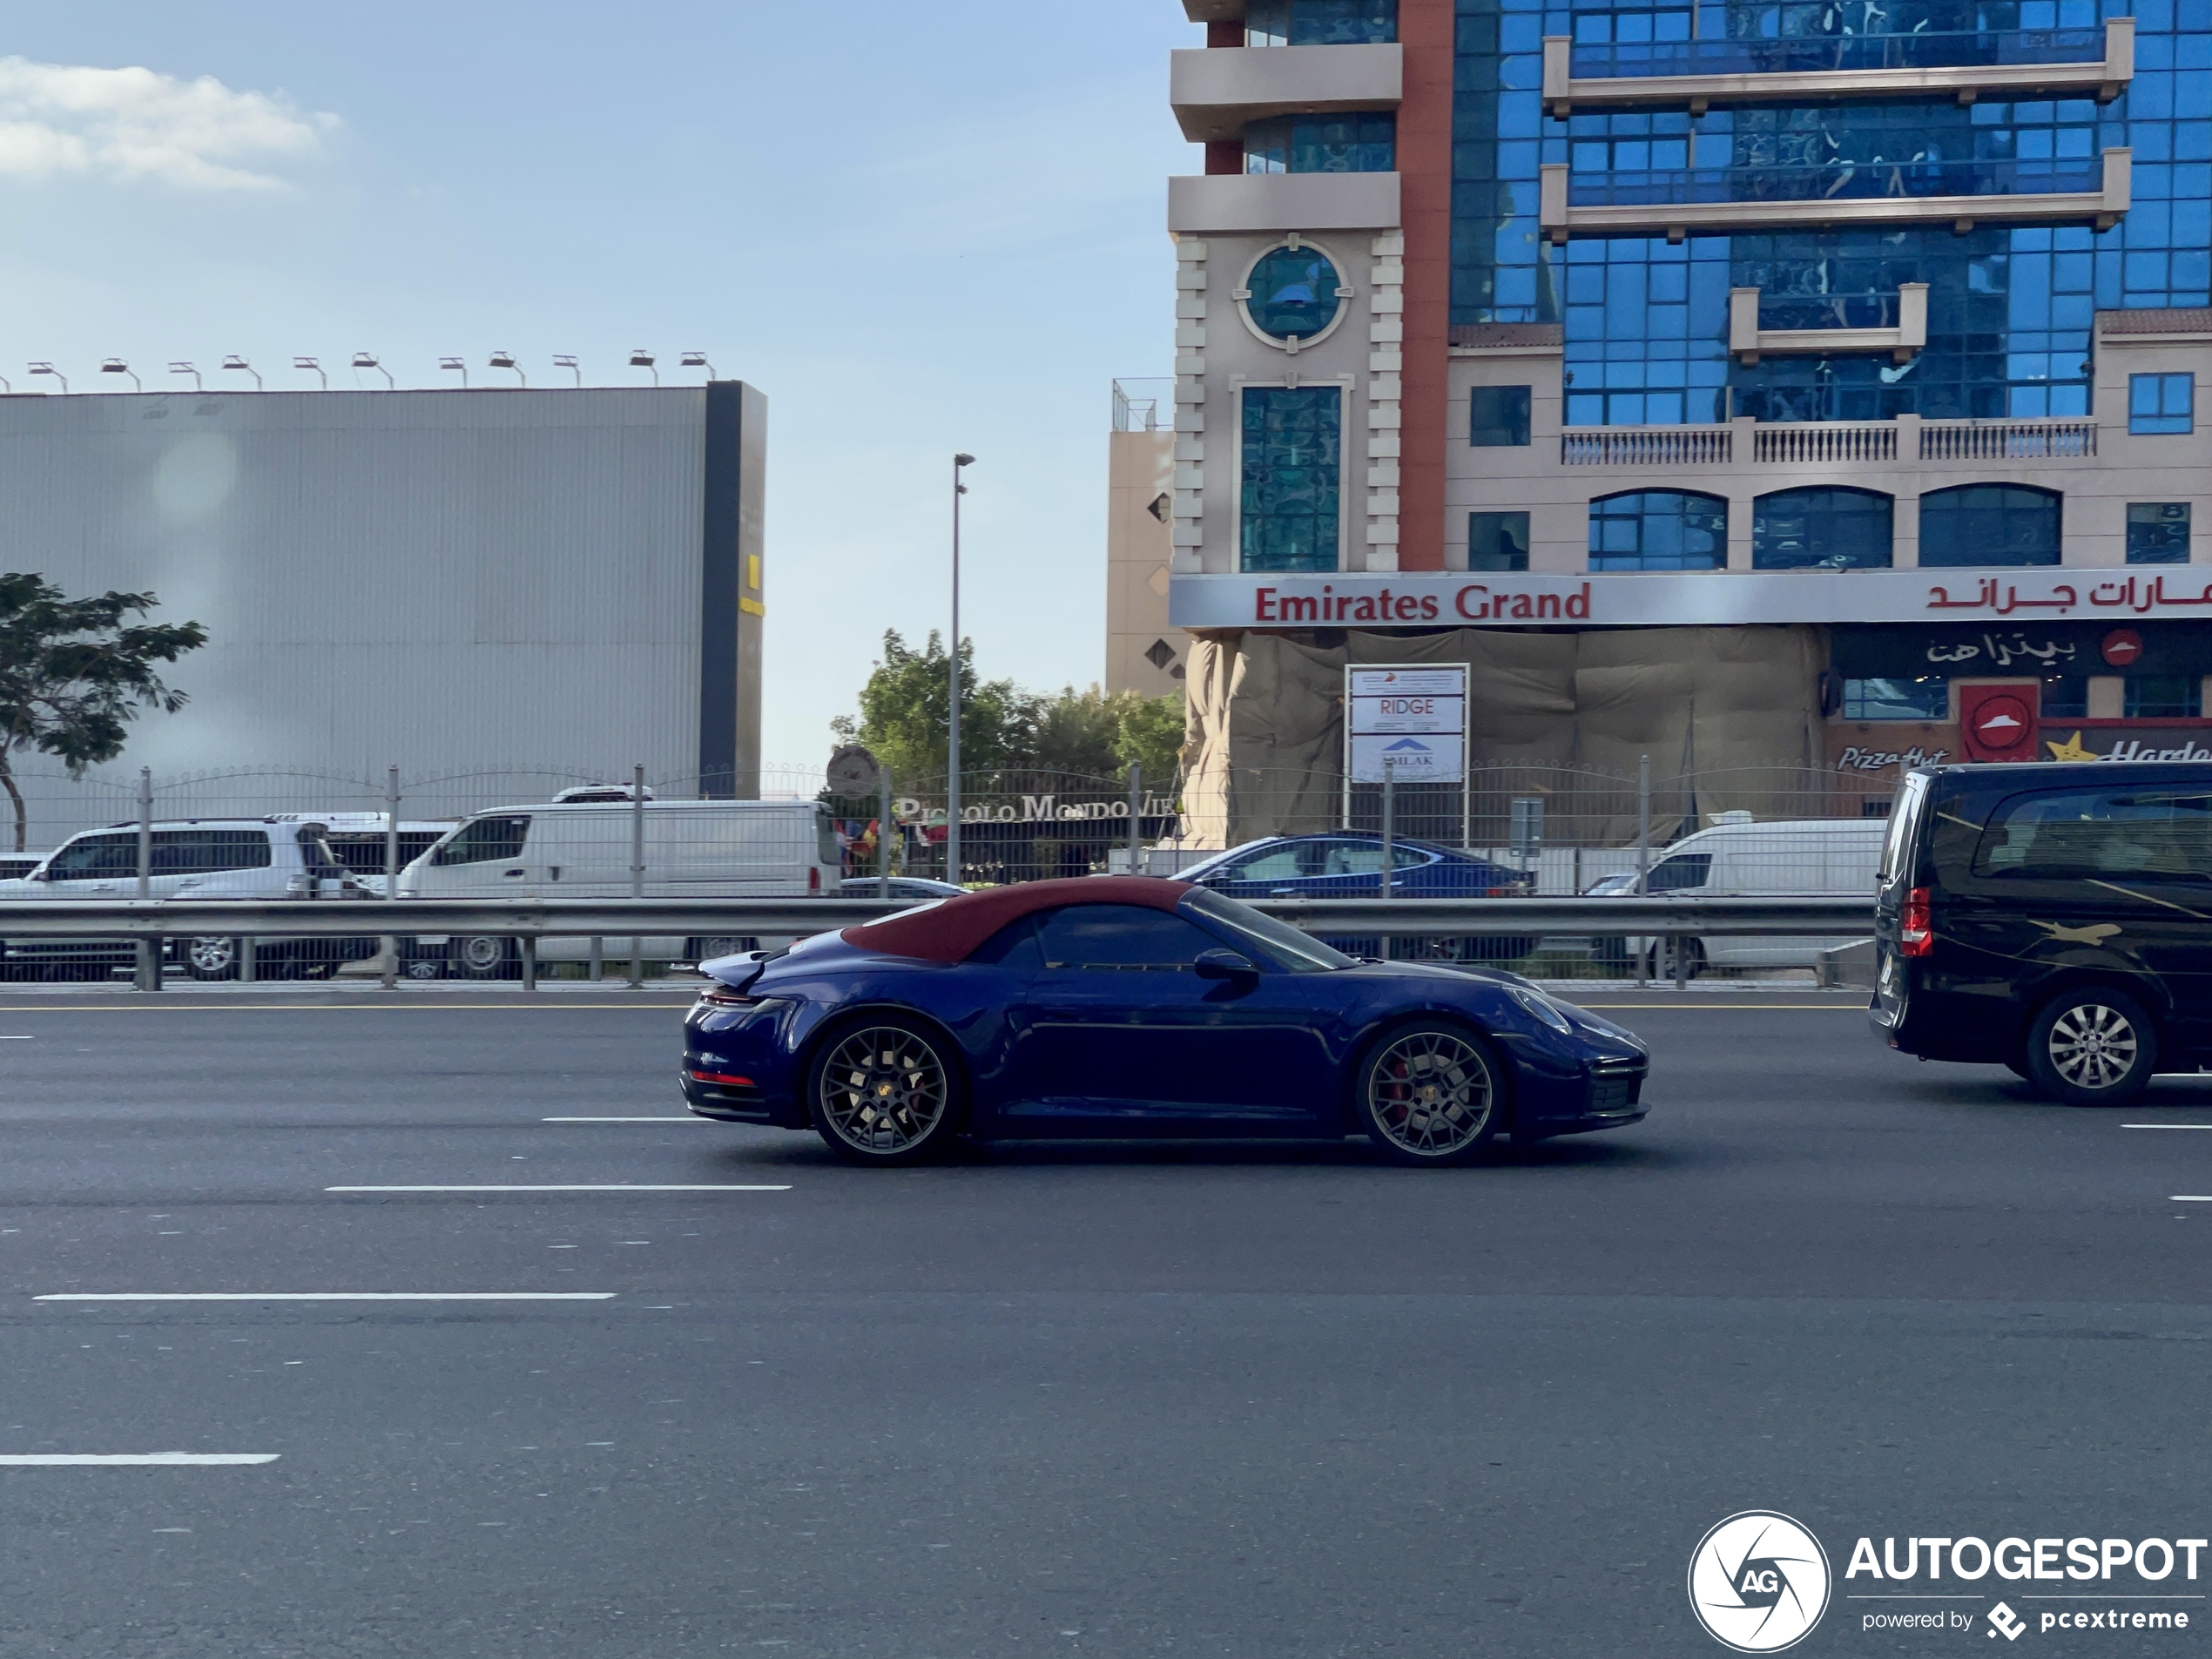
[1171,571,2212,631]
[1831,621,2212,680]
[1345,665,1467,784]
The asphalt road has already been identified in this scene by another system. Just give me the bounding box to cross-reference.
[1,987,2209,1657]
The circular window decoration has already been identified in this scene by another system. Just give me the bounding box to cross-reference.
[1238,237,1352,353]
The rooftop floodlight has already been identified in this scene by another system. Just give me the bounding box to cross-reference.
[680,350,716,379]
[28,361,66,393]
[350,350,393,389]
[293,355,327,390]
[552,353,581,388]
[221,354,261,390]
[489,349,525,388]
[628,348,658,387]
[100,357,141,392]
[169,361,202,391]
[439,355,469,388]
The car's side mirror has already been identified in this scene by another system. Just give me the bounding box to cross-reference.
[1193,948,1258,982]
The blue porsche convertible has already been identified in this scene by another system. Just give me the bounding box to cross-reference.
[681,877,1649,1166]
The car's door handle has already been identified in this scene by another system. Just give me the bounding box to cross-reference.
[1270,887,1297,897]
[502,868,526,879]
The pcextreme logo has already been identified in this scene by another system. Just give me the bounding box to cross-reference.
[1689,1512,1833,1653]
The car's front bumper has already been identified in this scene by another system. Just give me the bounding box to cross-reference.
[1523,1059,1649,1139]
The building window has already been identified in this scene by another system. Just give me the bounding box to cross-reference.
[2041,677,2088,718]
[1468,511,1530,571]
[1843,678,1949,721]
[1588,491,1727,571]
[2128,502,2192,564]
[1240,244,1346,345]
[1244,113,1396,175]
[2126,676,2202,719]
[1917,485,2061,568]
[1245,0,1397,45]
[1470,387,1532,447]
[2129,374,2195,436]
[1751,488,1893,570]
[1240,386,1342,574]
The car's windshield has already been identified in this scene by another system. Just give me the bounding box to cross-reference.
[1183,887,1354,973]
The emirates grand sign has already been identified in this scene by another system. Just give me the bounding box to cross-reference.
[1170,570,2212,631]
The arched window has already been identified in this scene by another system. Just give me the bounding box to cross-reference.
[1588,491,1729,571]
[1918,485,2061,568]
[1753,488,1893,570]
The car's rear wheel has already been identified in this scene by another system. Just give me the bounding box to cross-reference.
[1354,1022,1504,1166]
[1642,938,1705,981]
[455,936,512,979]
[2026,988,2157,1107]
[185,936,241,981]
[807,1017,963,1165]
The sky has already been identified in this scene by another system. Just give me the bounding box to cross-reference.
[0,1,1200,776]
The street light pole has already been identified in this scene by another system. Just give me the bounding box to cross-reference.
[947,453,974,886]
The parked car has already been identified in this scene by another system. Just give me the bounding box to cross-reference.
[0,819,376,981]
[396,798,839,978]
[1620,815,1887,979]
[0,851,52,882]
[1178,833,1537,963]
[301,815,455,895]
[840,875,966,901]
[1873,761,2212,1106]
[683,876,1649,1165]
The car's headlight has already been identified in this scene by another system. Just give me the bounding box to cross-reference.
[1505,984,1575,1034]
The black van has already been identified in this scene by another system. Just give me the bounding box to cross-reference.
[1872,761,2212,1105]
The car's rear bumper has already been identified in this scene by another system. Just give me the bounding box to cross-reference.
[680,1072,806,1129]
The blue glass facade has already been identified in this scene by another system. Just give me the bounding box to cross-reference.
[1451,0,2212,425]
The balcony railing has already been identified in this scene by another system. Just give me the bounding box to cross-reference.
[1540,149,2128,242]
[1543,19,2132,114]
[1559,416,2099,467]
[1919,419,2096,460]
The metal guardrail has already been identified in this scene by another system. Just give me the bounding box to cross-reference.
[0,894,1876,941]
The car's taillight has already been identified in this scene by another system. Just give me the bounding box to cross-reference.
[1899,886,1933,958]
[695,984,759,1009]
[809,866,820,893]
[689,1069,756,1088]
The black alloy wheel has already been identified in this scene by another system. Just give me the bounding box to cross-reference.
[806,1016,964,1165]
[1353,1022,1505,1166]
[2026,988,2159,1107]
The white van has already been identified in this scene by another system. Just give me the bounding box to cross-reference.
[1627,814,1885,977]
[395,799,839,977]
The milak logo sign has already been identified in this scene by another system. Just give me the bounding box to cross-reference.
[1689,1512,1832,1652]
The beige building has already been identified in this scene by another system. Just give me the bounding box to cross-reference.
[1104,380,1189,697]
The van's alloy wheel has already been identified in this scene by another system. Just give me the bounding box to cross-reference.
[185,936,239,981]
[808,1020,960,1163]
[456,936,508,977]
[2027,988,2157,1106]
[1356,1025,1501,1165]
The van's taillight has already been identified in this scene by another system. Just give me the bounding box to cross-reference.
[809,866,820,893]
[1899,887,1933,958]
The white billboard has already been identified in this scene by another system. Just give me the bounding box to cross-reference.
[1346,664,1467,784]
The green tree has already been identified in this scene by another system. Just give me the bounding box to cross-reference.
[828,629,1035,788]
[0,576,209,851]
[1112,687,1187,785]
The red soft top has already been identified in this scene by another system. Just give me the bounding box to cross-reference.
[840,875,1194,964]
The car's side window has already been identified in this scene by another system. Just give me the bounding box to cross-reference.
[1224,846,1304,882]
[968,917,1044,971]
[434,815,531,867]
[1037,905,1220,970]
[1645,853,1713,893]
[1974,789,2212,880]
[152,830,274,876]
[42,834,135,880]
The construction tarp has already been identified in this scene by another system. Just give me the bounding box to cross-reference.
[1181,626,1828,848]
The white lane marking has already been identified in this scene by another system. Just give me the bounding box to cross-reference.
[0,1453,279,1466]
[326,1184,791,1193]
[543,1116,705,1123]
[2171,1196,2212,1202]
[35,1292,619,1303]
[2127,1124,2212,1130]
[0,1035,30,1040]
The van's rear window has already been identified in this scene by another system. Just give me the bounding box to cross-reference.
[1974,788,2212,880]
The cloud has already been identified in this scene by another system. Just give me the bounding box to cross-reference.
[0,57,335,192]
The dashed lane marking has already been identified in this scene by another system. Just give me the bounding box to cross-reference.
[0,1453,279,1466]
[35,1292,620,1303]
[324,1184,791,1194]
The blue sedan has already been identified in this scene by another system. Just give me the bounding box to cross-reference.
[682,877,1649,1166]
[1179,833,1537,964]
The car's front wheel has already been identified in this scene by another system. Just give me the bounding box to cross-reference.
[184,936,241,981]
[2026,988,2158,1107]
[1354,1022,1504,1166]
[806,1017,964,1165]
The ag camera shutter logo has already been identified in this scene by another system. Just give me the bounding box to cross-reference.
[1689,1511,1832,1652]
